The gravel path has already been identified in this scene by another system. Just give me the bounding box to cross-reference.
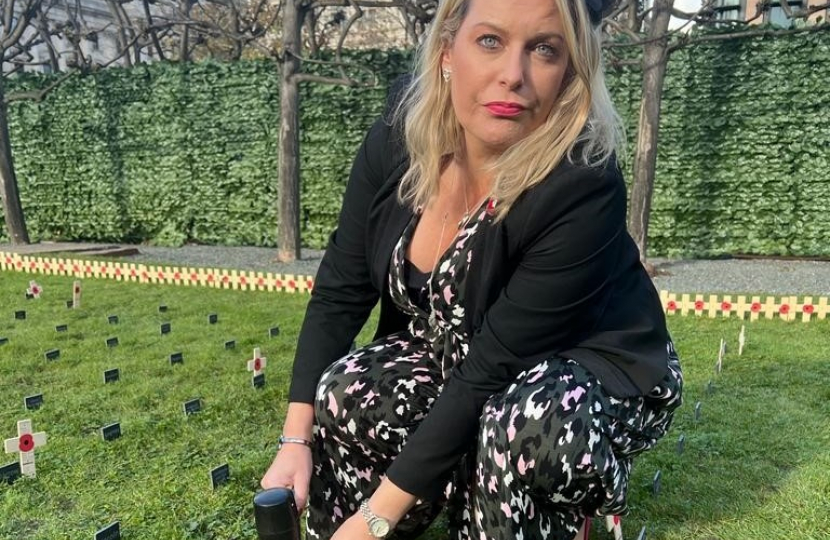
[126,245,830,296]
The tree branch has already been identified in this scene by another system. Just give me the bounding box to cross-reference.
[294,73,357,84]
[2,0,41,50]
[669,21,830,53]
[310,0,414,10]
[5,71,77,104]
[288,48,377,86]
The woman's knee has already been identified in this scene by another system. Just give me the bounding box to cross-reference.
[314,352,380,433]
[314,349,442,445]
[478,359,606,490]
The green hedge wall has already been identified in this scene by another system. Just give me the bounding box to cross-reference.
[641,31,830,257]
[6,61,283,246]
[2,31,828,256]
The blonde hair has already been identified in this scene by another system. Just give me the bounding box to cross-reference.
[393,0,624,221]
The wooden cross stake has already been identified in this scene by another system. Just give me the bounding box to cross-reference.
[72,280,82,309]
[738,325,746,356]
[4,419,47,478]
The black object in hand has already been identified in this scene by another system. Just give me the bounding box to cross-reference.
[253,488,301,540]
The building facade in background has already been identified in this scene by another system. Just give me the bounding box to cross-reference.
[712,0,827,25]
[2,0,173,74]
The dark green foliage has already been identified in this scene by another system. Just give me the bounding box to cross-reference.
[1,33,828,256]
[606,30,830,257]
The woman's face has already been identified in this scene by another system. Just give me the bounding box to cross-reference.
[442,0,571,159]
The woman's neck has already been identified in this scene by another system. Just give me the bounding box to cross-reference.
[451,149,494,201]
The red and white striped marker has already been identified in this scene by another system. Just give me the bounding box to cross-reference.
[4,419,48,478]
[605,515,623,540]
[247,347,267,377]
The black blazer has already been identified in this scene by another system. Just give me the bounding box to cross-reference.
[288,115,670,499]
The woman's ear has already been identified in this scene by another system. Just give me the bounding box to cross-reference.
[441,46,452,74]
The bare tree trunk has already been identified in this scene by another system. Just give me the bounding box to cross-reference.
[399,6,418,45]
[0,77,30,244]
[627,0,640,32]
[628,0,673,266]
[278,0,303,262]
[179,0,191,62]
[142,0,166,61]
[107,0,133,68]
[231,12,243,60]
[304,8,320,55]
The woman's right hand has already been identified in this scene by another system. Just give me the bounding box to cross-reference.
[260,442,314,511]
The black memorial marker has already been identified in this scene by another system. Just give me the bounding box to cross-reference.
[94,521,121,540]
[705,379,715,396]
[106,337,119,348]
[14,310,26,320]
[635,526,647,540]
[24,394,44,410]
[694,401,702,422]
[25,292,34,300]
[652,470,662,497]
[104,369,120,384]
[0,462,21,485]
[56,324,68,332]
[45,349,60,361]
[66,300,74,309]
[268,326,280,338]
[252,373,265,389]
[159,305,168,313]
[108,315,119,325]
[677,434,686,455]
[224,340,236,350]
[208,313,218,324]
[160,322,171,335]
[101,423,122,441]
[0,337,8,346]
[169,352,183,365]
[210,463,230,490]
[183,398,202,416]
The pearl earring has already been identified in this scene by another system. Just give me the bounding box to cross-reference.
[442,68,451,82]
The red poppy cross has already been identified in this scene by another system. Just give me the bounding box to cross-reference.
[26,280,43,298]
[247,347,268,377]
[4,419,48,478]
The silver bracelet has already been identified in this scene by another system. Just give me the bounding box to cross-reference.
[278,435,313,449]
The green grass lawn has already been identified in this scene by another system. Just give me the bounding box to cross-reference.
[1,271,828,539]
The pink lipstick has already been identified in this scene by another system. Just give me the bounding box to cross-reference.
[485,102,526,117]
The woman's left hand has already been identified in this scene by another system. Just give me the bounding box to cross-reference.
[330,513,374,540]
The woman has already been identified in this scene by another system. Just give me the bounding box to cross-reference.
[260,0,683,539]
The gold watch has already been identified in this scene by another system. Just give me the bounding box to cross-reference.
[359,500,392,539]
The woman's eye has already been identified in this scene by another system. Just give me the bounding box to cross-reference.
[477,35,500,49]
[535,43,558,58]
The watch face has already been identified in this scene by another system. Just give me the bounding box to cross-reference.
[370,520,390,537]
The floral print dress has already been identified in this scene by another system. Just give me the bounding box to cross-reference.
[305,198,683,540]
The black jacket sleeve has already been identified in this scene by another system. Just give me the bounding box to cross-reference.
[386,159,629,499]
[288,118,393,404]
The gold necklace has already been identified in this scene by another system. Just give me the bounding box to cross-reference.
[427,166,488,326]
[427,208,450,327]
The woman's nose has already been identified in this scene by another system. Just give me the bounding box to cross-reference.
[499,50,526,89]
